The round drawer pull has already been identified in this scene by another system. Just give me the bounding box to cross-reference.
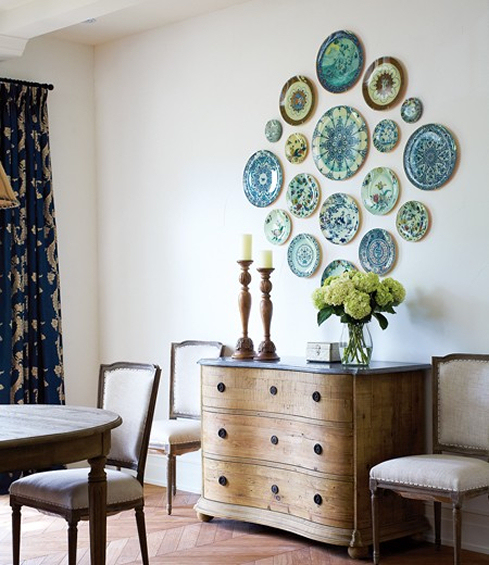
[218,475,227,486]
[314,443,323,455]
[217,382,226,393]
[218,428,227,439]
[270,435,279,445]
[271,484,279,495]
[312,390,321,402]
[314,493,323,505]
[269,385,278,396]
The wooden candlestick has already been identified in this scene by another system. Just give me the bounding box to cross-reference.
[232,260,256,360]
[255,267,279,362]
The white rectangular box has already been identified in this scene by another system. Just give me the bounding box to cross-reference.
[306,342,341,363]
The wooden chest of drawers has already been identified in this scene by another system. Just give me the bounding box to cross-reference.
[195,358,430,558]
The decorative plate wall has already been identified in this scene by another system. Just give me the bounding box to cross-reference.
[279,76,316,125]
[396,200,429,241]
[286,173,320,218]
[312,105,368,181]
[285,133,308,164]
[287,233,321,277]
[362,56,404,110]
[321,259,356,285]
[361,167,400,215]
[359,228,396,275]
[264,209,291,245]
[243,150,283,207]
[316,30,364,93]
[319,193,360,244]
[373,119,399,153]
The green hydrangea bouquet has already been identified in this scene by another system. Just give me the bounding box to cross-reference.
[312,271,406,365]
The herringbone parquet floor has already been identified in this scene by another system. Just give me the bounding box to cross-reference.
[1,484,489,564]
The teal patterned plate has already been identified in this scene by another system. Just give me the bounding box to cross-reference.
[361,167,400,215]
[401,98,423,123]
[265,119,282,142]
[319,193,360,245]
[396,201,429,241]
[286,173,320,218]
[287,234,320,278]
[243,150,283,207]
[285,133,308,164]
[321,259,356,285]
[264,209,291,245]
[373,119,399,153]
[359,228,396,275]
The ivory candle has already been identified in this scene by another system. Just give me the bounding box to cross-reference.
[259,250,273,268]
[241,234,252,260]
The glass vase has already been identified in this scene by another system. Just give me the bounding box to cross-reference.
[339,323,373,366]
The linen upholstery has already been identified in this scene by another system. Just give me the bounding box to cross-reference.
[149,419,200,447]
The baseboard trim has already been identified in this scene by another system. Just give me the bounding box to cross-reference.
[145,452,202,494]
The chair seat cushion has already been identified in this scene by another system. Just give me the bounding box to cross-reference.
[149,419,201,449]
[370,454,489,493]
[10,468,143,511]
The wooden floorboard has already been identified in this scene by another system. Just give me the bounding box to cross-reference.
[1,484,488,564]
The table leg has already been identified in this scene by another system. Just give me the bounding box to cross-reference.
[88,455,108,565]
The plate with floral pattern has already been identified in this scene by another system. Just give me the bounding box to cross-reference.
[359,228,396,275]
[403,123,457,190]
[265,119,282,142]
[401,97,423,123]
[285,133,308,164]
[319,193,360,245]
[264,209,292,245]
[243,150,283,207]
[286,173,320,218]
[279,76,316,126]
[321,259,356,285]
[373,119,399,152]
[312,105,368,181]
[316,30,364,93]
[396,201,429,241]
[361,167,400,215]
[362,57,404,110]
[287,233,321,277]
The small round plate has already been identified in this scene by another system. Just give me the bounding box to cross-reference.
[321,259,356,285]
[361,167,400,215]
[285,133,308,164]
[362,57,405,110]
[279,76,316,126]
[401,97,423,123]
[243,150,283,207]
[264,209,291,245]
[316,30,364,93]
[396,201,429,242]
[265,119,282,142]
[373,119,399,153]
[403,123,457,190]
[359,228,396,275]
[287,233,321,278]
[319,193,360,245]
[286,173,320,218]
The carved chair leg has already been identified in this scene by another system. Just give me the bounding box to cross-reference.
[167,454,175,515]
[135,506,150,565]
[453,503,462,565]
[434,501,442,550]
[371,486,380,565]
[67,519,79,565]
[11,502,21,565]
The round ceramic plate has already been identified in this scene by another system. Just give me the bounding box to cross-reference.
[401,97,423,123]
[396,200,429,242]
[287,233,320,277]
[286,173,320,218]
[359,228,396,275]
[361,167,400,215]
[321,259,356,285]
[243,150,283,207]
[319,193,360,245]
[312,106,368,181]
[285,133,308,164]
[362,57,404,110]
[279,76,316,125]
[403,123,457,190]
[316,30,364,93]
[264,209,291,245]
[373,119,399,152]
[265,119,282,142]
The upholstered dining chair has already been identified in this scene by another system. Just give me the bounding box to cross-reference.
[10,361,161,565]
[370,353,489,565]
[149,340,223,514]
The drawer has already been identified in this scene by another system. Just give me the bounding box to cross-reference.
[202,366,352,423]
[203,457,353,529]
[202,411,352,476]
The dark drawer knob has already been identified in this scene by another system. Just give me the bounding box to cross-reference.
[218,475,227,486]
[270,435,279,445]
[217,382,226,393]
[269,385,278,396]
[314,443,323,455]
[218,428,227,439]
[312,391,321,402]
[314,493,323,505]
[271,484,279,494]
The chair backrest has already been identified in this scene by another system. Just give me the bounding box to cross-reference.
[170,340,223,419]
[98,361,161,483]
[433,353,489,457]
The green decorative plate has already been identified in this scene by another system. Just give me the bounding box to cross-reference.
[361,167,400,215]
[279,76,316,126]
[363,57,404,110]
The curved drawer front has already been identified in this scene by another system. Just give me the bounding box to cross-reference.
[203,457,353,529]
[202,411,352,476]
[202,366,352,422]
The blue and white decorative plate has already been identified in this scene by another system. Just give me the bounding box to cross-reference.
[401,97,423,123]
[363,57,404,110]
[319,193,360,245]
[279,76,316,126]
[361,167,400,215]
[321,259,356,285]
[243,150,283,207]
[264,209,291,245]
[373,119,399,153]
[265,119,283,142]
[312,106,368,181]
[285,133,308,164]
[396,201,429,242]
[287,233,321,278]
[403,123,457,190]
[316,30,364,93]
[359,228,396,275]
[286,173,320,218]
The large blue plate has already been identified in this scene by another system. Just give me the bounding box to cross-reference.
[243,150,283,207]
[359,228,396,275]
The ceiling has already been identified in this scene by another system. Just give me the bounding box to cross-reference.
[0,0,250,57]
